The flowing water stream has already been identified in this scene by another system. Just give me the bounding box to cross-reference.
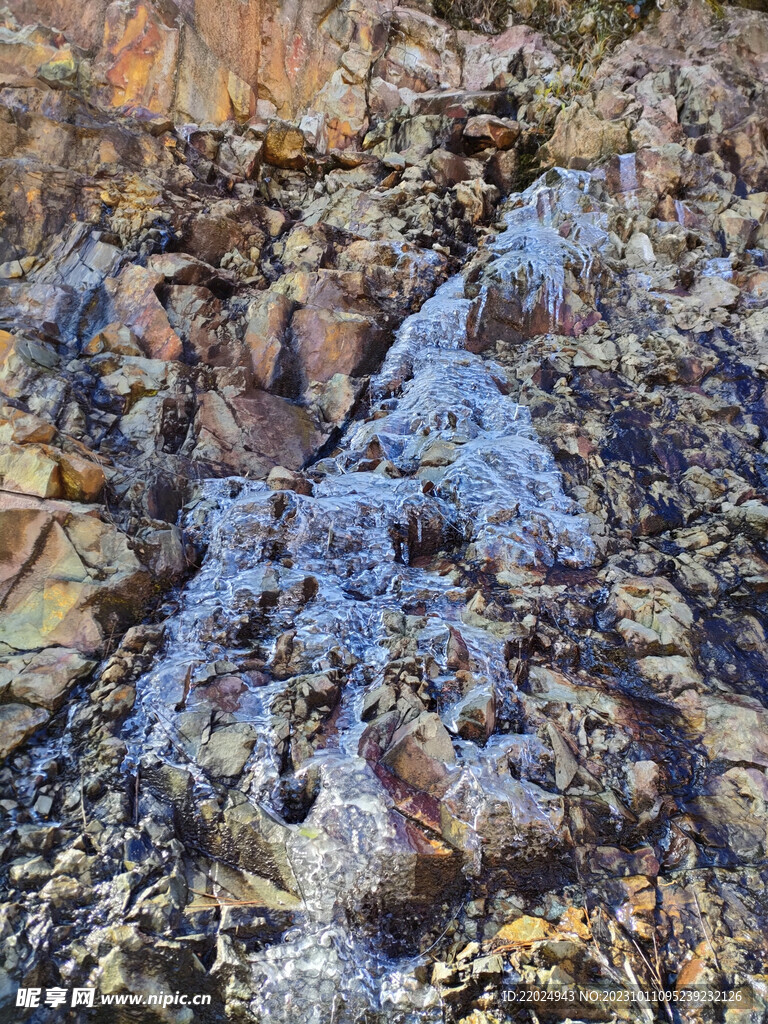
[122,169,604,1022]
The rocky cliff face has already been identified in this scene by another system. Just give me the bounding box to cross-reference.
[1,0,768,1021]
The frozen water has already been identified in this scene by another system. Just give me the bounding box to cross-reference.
[121,170,601,1022]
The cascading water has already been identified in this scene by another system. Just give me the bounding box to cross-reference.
[122,170,602,1022]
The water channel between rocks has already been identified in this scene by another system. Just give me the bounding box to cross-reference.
[123,170,603,1022]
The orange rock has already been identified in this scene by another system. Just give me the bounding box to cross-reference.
[558,906,592,941]
[0,408,56,444]
[676,957,710,990]
[100,0,179,115]
[105,264,183,361]
[83,322,143,357]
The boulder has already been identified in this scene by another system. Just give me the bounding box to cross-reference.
[193,390,325,476]
[264,123,306,169]
[372,8,461,95]
[104,265,183,361]
[163,284,230,367]
[83,322,143,357]
[607,577,694,655]
[216,135,263,179]
[461,24,556,91]
[8,648,95,711]
[266,466,313,496]
[290,307,387,385]
[427,149,484,188]
[0,444,104,502]
[463,115,519,152]
[455,689,496,743]
[381,711,456,796]
[540,103,631,170]
[95,0,179,115]
[315,72,368,149]
[244,292,295,392]
[467,279,599,351]
[0,499,150,654]
[177,711,257,777]
[314,373,362,425]
[57,451,106,503]
[0,703,49,761]
[0,407,56,446]
[0,445,60,498]
[179,204,260,268]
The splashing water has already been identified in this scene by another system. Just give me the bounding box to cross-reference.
[121,171,602,1022]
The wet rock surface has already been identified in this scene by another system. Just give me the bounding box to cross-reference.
[1,0,768,1021]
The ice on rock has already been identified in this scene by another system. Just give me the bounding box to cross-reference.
[122,170,600,1023]
[484,168,607,326]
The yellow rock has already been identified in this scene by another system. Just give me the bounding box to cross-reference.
[558,905,592,940]
[494,915,556,944]
[227,70,254,122]
[0,444,61,498]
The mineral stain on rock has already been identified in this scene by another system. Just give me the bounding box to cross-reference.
[1,0,768,1020]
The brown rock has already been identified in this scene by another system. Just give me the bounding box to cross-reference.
[427,149,484,187]
[0,499,150,653]
[9,648,95,711]
[455,690,496,743]
[718,209,759,253]
[485,148,519,194]
[105,265,183,361]
[179,206,256,268]
[194,390,324,476]
[291,307,387,385]
[147,252,236,289]
[463,115,519,151]
[0,408,56,445]
[217,134,263,179]
[244,292,296,391]
[381,711,455,796]
[57,451,106,503]
[0,703,49,761]
[163,284,229,367]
